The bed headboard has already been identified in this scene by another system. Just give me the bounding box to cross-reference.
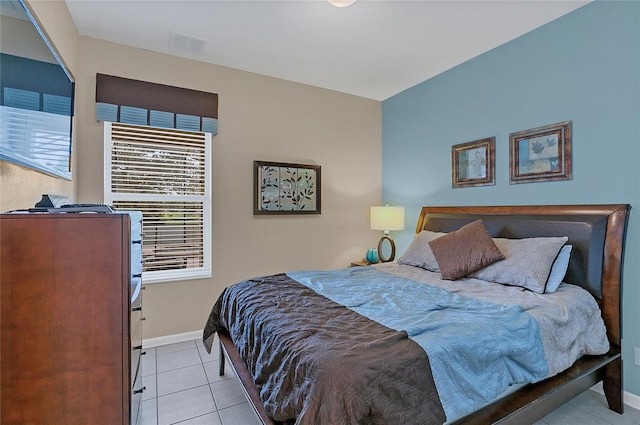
[415,205,630,347]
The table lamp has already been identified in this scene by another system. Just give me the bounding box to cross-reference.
[370,205,405,262]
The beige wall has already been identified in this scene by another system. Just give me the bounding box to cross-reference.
[2,1,381,339]
[75,39,382,338]
[0,0,79,212]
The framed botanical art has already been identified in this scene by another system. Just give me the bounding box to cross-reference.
[509,121,572,184]
[254,161,321,214]
[452,137,495,188]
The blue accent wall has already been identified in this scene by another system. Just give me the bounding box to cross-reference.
[382,1,640,396]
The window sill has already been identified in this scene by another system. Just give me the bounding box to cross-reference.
[142,268,211,284]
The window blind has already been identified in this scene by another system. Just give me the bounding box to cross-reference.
[0,105,71,178]
[105,122,211,283]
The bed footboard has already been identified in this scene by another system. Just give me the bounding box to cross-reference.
[452,350,622,424]
[218,333,622,425]
[218,330,276,425]
[603,355,623,413]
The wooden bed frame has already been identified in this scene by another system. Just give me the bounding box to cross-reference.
[217,204,630,425]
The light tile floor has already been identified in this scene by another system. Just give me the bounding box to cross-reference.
[139,335,261,425]
[139,336,640,425]
[534,390,640,425]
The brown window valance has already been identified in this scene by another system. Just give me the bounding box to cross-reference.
[95,73,218,134]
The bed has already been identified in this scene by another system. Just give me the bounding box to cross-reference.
[203,204,630,424]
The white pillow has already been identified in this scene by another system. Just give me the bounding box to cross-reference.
[544,245,572,293]
[400,232,571,294]
[469,236,568,293]
[397,230,446,272]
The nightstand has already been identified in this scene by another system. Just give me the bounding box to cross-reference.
[350,261,371,267]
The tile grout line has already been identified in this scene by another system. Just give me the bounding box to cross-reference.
[155,347,159,425]
[196,337,226,425]
[139,338,261,425]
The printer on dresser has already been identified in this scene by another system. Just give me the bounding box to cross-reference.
[0,210,144,425]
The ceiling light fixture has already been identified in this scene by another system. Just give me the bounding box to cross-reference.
[327,0,357,8]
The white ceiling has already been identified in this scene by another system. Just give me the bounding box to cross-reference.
[64,0,589,101]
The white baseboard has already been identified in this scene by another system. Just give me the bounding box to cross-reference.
[590,382,640,411]
[142,330,202,349]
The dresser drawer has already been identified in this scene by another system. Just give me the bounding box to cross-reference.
[131,372,143,425]
[131,306,143,385]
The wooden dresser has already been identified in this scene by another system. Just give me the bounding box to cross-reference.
[0,212,143,425]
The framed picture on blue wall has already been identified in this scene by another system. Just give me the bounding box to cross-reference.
[509,121,572,184]
[452,137,495,188]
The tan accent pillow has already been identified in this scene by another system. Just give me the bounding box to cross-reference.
[428,220,504,280]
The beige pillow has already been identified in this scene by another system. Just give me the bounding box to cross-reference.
[469,236,568,293]
[397,230,447,272]
[428,220,504,280]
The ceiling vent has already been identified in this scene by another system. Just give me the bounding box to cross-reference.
[169,31,206,55]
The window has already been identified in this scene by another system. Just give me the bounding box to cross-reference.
[104,122,211,283]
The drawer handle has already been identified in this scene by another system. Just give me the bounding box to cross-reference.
[132,306,142,312]
[133,386,146,395]
[133,345,143,350]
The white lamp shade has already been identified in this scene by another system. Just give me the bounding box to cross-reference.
[370,206,405,231]
[327,0,358,7]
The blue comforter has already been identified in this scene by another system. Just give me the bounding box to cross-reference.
[288,267,548,420]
